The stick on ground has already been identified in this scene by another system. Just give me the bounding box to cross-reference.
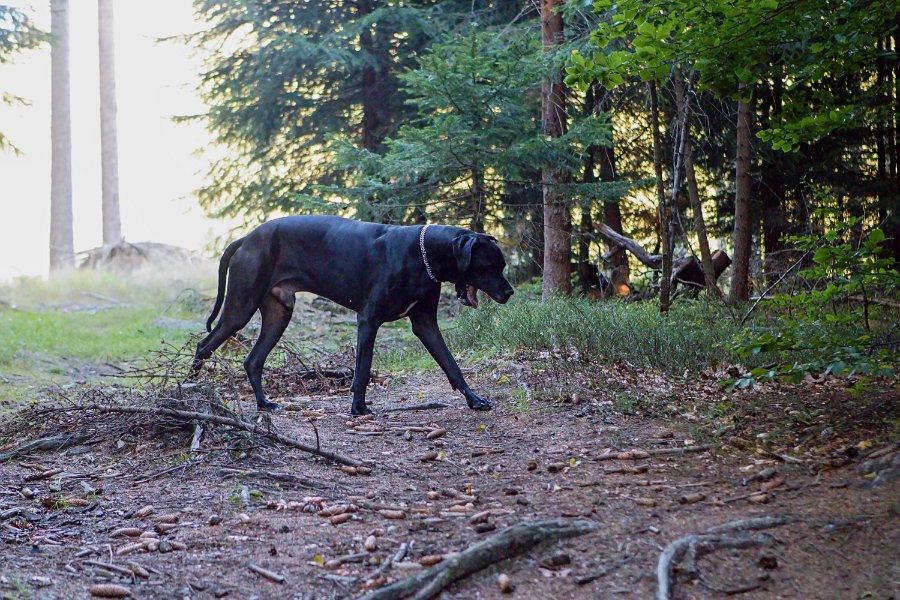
[359,519,598,600]
[248,563,286,584]
[0,433,89,462]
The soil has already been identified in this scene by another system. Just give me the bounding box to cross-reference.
[0,355,898,600]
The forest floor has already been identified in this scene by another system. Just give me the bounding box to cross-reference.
[0,299,898,600]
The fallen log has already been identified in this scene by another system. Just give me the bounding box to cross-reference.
[359,519,598,600]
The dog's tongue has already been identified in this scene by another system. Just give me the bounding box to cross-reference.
[466,285,478,308]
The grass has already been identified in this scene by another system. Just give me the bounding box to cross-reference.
[0,267,213,403]
[450,295,750,374]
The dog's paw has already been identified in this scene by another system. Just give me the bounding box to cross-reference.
[351,405,373,416]
[465,393,493,411]
[257,399,283,413]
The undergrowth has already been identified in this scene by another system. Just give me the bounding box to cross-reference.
[450,296,748,374]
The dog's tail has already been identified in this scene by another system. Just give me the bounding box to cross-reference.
[206,238,244,332]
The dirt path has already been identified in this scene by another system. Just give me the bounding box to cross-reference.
[0,364,897,599]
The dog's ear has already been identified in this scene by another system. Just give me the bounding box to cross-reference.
[452,235,478,272]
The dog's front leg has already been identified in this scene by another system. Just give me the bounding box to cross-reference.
[350,316,381,415]
[409,306,491,411]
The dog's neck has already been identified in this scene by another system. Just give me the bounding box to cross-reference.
[420,225,466,284]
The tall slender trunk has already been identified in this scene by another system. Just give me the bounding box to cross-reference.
[729,93,754,304]
[676,70,720,297]
[876,37,888,254]
[579,147,595,290]
[540,0,570,298]
[890,33,900,264]
[578,85,596,291]
[470,166,485,233]
[359,0,379,153]
[98,0,121,245]
[758,74,786,282]
[597,85,629,293]
[50,0,74,272]
[356,0,379,222]
[649,82,671,313]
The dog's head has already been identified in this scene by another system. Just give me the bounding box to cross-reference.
[451,233,514,308]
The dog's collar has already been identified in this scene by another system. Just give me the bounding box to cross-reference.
[419,225,439,283]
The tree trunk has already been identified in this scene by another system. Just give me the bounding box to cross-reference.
[597,85,630,294]
[359,0,379,153]
[50,0,74,272]
[470,165,485,233]
[677,71,720,297]
[890,33,900,264]
[578,85,596,292]
[540,0,570,299]
[649,82,671,313]
[728,93,754,304]
[578,149,594,291]
[98,0,122,246]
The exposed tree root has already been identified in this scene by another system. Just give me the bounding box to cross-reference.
[656,516,789,600]
[359,519,598,600]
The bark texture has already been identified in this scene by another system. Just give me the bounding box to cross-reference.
[50,0,74,272]
[540,0,571,298]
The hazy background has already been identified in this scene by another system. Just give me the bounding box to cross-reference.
[0,1,237,281]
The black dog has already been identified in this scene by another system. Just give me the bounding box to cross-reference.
[191,215,514,415]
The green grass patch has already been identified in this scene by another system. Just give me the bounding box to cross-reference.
[0,306,193,366]
[450,296,749,374]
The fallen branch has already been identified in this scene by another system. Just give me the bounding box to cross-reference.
[54,404,361,467]
[359,519,598,600]
[384,402,450,413]
[0,433,90,462]
[596,224,662,269]
[656,516,789,600]
[218,467,336,490]
[248,563,286,584]
[367,541,409,583]
[596,445,712,461]
[298,367,353,380]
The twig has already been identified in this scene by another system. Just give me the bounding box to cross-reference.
[82,560,134,578]
[367,541,410,583]
[217,467,335,491]
[358,519,598,600]
[248,563,286,584]
[740,251,810,325]
[575,558,628,585]
[384,403,450,413]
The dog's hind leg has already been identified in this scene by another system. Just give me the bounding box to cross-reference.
[189,300,258,380]
[350,315,381,416]
[244,288,294,412]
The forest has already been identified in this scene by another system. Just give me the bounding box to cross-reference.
[0,1,898,599]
